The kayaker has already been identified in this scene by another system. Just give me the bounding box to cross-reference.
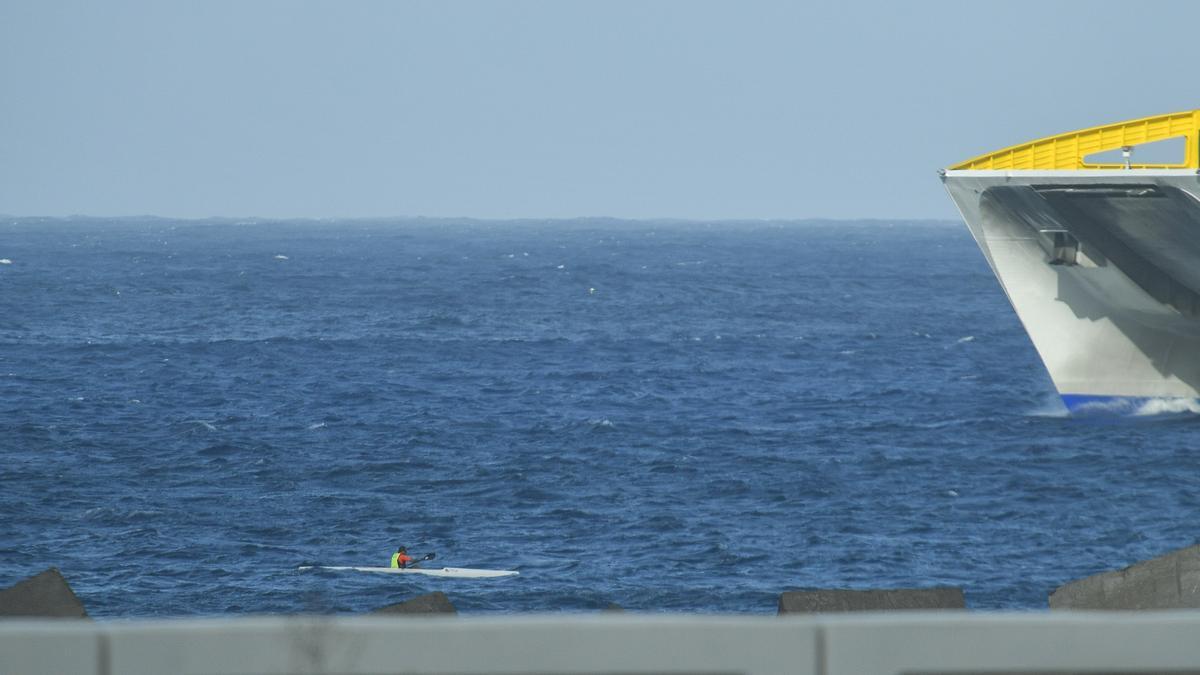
[390,546,414,569]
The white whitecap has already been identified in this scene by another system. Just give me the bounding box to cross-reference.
[1026,395,1069,418]
[1069,398,1135,415]
[0,259,11,265]
[274,255,289,260]
[1134,398,1200,416]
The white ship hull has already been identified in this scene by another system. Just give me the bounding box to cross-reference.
[943,168,1200,412]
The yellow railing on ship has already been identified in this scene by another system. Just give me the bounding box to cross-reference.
[949,109,1200,170]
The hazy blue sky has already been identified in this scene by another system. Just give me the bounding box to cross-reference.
[3,1,1198,220]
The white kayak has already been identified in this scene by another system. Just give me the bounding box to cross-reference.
[298,565,518,579]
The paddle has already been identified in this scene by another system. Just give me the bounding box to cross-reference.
[407,552,436,569]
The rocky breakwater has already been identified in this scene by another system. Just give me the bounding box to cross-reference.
[778,587,965,614]
[0,568,88,618]
[1050,543,1200,610]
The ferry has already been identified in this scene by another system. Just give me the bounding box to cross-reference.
[941,110,1200,413]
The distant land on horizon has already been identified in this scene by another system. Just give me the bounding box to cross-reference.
[0,214,962,227]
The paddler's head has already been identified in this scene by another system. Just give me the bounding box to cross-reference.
[397,546,407,553]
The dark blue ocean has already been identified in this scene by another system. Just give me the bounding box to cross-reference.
[3,217,1199,617]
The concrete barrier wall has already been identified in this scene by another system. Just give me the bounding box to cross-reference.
[8,613,1200,675]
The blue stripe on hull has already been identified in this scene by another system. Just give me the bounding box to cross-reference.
[1061,394,1200,415]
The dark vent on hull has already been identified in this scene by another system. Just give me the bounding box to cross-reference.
[1033,183,1200,317]
[1034,185,1167,199]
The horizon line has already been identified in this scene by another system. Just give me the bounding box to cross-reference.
[0,213,960,225]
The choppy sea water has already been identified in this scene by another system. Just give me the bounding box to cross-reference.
[2,217,1199,618]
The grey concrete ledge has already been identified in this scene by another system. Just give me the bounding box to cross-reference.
[8,612,1200,675]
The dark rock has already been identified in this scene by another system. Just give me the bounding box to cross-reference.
[0,568,88,618]
[371,591,456,615]
[1050,543,1200,610]
[778,587,965,614]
